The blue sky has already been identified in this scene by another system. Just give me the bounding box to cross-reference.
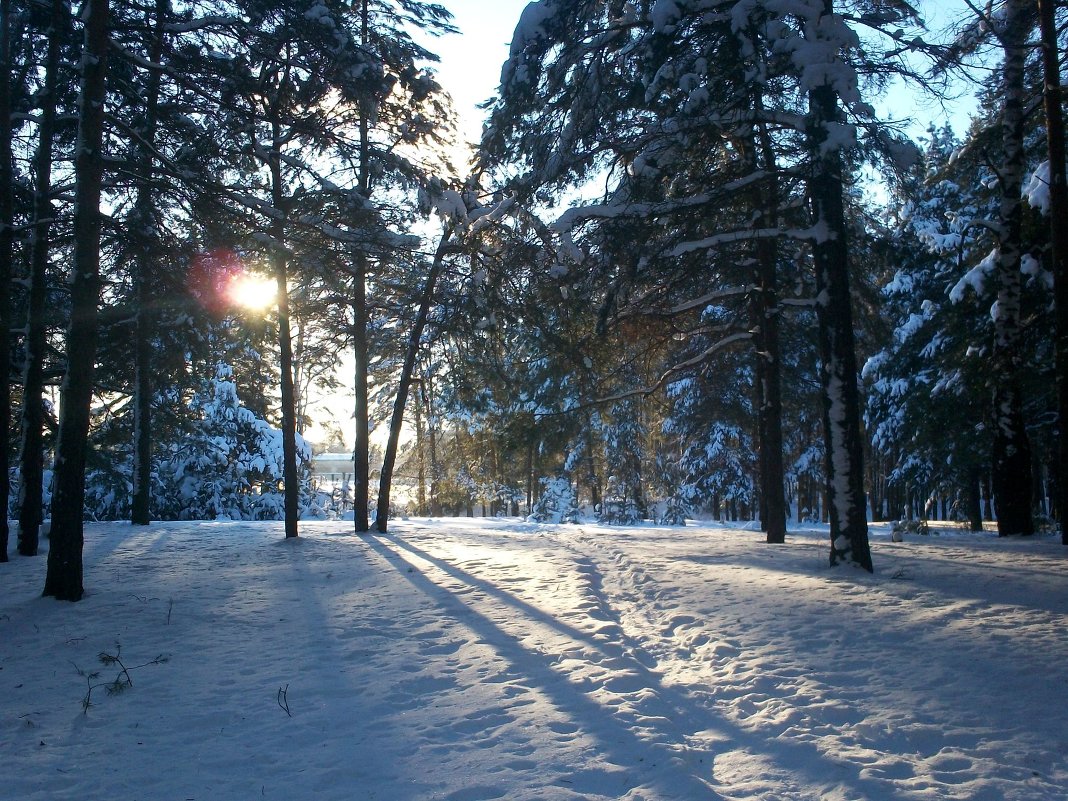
[430,0,978,148]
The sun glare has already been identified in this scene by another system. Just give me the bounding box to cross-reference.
[227,274,277,311]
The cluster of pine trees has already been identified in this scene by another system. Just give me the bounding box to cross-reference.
[0,0,465,598]
[399,0,1068,562]
[2,1,1067,601]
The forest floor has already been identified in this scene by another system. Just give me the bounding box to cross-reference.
[2,517,1066,800]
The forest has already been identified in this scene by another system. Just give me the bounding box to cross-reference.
[2,0,1068,601]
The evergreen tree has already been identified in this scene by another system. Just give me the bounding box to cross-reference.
[0,0,12,563]
[16,0,74,556]
[1037,0,1068,544]
[44,0,110,602]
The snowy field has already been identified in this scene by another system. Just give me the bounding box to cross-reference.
[2,518,1066,801]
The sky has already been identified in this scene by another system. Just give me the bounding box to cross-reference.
[303,1,531,449]
[433,0,532,147]
[423,0,980,145]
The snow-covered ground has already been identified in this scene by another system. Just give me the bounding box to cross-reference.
[3,518,1066,801]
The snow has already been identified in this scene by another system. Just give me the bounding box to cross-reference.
[650,0,682,33]
[948,248,998,303]
[1023,160,1051,215]
[4,518,1067,801]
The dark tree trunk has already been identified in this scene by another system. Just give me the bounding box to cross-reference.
[352,0,371,533]
[44,0,110,600]
[868,453,882,522]
[130,0,168,526]
[376,231,453,532]
[966,464,983,531]
[753,118,787,544]
[0,0,12,562]
[414,379,427,515]
[583,416,601,510]
[130,273,154,524]
[525,434,534,515]
[1038,0,1068,545]
[269,111,299,539]
[17,0,65,556]
[352,254,370,532]
[275,256,300,539]
[426,374,441,515]
[806,1,872,571]
[991,0,1034,537]
[981,470,992,520]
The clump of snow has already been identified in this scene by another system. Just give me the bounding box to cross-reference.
[501,1,555,86]
[949,248,998,303]
[1023,160,1051,214]
[650,0,681,33]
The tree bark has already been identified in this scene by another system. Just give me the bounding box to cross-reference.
[414,378,427,514]
[375,231,453,532]
[752,117,787,544]
[0,0,12,562]
[1038,0,1068,545]
[807,0,872,571]
[130,0,169,526]
[990,0,1034,537]
[426,374,441,515]
[44,0,110,600]
[17,0,66,556]
[352,253,370,532]
[966,464,983,531]
[351,0,371,533]
[268,115,300,539]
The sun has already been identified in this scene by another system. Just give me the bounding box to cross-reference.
[227,274,277,311]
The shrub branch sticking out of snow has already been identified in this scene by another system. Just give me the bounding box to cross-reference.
[74,643,170,714]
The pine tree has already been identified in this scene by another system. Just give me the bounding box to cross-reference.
[0,0,13,563]
[1036,0,1068,544]
[865,125,994,528]
[44,0,110,602]
[16,0,73,556]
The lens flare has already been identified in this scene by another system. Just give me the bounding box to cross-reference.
[188,249,276,315]
[226,274,277,311]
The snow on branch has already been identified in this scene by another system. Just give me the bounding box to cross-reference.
[163,15,242,34]
[671,225,819,257]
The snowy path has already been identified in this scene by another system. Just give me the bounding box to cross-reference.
[2,518,1066,800]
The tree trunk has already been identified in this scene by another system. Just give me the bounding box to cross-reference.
[1038,0,1068,544]
[376,230,453,532]
[269,109,300,540]
[525,434,534,515]
[43,0,110,600]
[966,464,983,531]
[426,374,442,515]
[414,379,427,515]
[352,253,370,532]
[0,0,12,562]
[991,0,1035,537]
[806,1,872,571]
[752,118,787,544]
[17,0,65,556]
[351,0,372,533]
[130,0,168,526]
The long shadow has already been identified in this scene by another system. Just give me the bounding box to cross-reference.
[273,535,439,799]
[368,534,721,799]
[669,537,1068,618]
[367,533,912,801]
